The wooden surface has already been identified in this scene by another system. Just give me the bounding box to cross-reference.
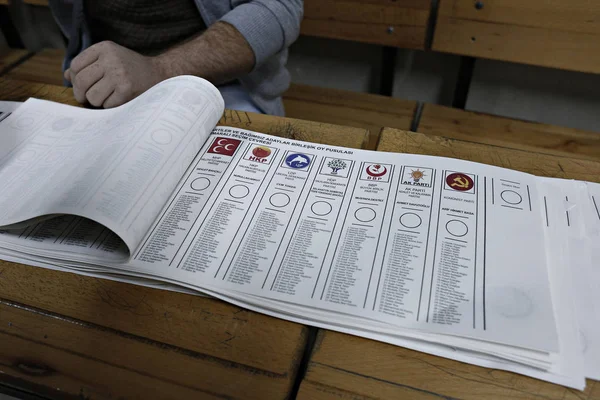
[438,0,600,35]
[0,0,50,5]
[0,78,79,106]
[0,79,367,399]
[301,0,431,49]
[5,48,65,86]
[284,83,416,150]
[220,106,370,150]
[299,330,600,400]
[297,129,600,400]
[377,128,600,182]
[0,50,30,75]
[434,0,600,74]
[419,104,600,161]
[0,266,307,400]
[23,0,49,5]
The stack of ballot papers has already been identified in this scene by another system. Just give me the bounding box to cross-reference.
[0,76,598,390]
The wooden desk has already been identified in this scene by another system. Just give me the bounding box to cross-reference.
[418,104,600,162]
[284,83,417,150]
[296,128,600,400]
[0,78,369,399]
[0,50,31,76]
[4,49,65,86]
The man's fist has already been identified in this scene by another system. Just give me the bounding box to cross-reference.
[65,41,167,108]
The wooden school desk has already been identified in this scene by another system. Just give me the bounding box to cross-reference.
[296,128,600,400]
[0,78,368,399]
[2,77,600,400]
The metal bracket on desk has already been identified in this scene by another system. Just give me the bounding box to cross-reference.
[379,46,397,97]
[425,0,440,50]
[452,56,476,109]
[288,326,319,399]
[410,102,425,132]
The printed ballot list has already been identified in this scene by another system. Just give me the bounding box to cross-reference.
[129,127,558,352]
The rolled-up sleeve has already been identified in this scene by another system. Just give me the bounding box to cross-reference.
[221,0,303,68]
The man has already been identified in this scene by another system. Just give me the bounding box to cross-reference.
[48,0,303,115]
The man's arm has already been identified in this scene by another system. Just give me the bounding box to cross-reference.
[157,21,255,85]
[65,22,255,108]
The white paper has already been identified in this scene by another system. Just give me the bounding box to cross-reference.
[0,94,597,390]
[0,76,224,258]
[103,127,560,354]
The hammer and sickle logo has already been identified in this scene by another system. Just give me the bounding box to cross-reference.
[451,176,470,189]
[446,173,474,191]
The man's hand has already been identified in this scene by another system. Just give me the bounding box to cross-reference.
[65,41,166,108]
[65,22,255,108]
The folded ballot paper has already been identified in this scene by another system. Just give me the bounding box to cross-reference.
[0,76,598,390]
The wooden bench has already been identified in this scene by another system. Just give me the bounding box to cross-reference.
[9,0,600,74]
[8,0,433,49]
[434,0,600,74]
[301,0,432,49]
[296,129,600,400]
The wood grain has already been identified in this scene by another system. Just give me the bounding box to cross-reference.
[0,50,30,75]
[0,78,78,105]
[301,0,430,49]
[306,0,431,26]
[0,262,307,399]
[299,331,600,400]
[284,83,416,150]
[378,128,600,182]
[219,108,369,150]
[434,0,600,73]
[5,48,65,86]
[0,301,298,400]
[0,79,366,399]
[438,0,600,35]
[22,0,49,5]
[419,104,600,161]
[297,130,600,399]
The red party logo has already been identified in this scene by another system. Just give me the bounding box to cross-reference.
[446,173,474,191]
[366,164,388,178]
[208,137,241,156]
[252,146,272,159]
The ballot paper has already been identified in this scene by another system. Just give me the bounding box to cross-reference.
[0,101,20,121]
[544,179,600,381]
[0,76,597,390]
